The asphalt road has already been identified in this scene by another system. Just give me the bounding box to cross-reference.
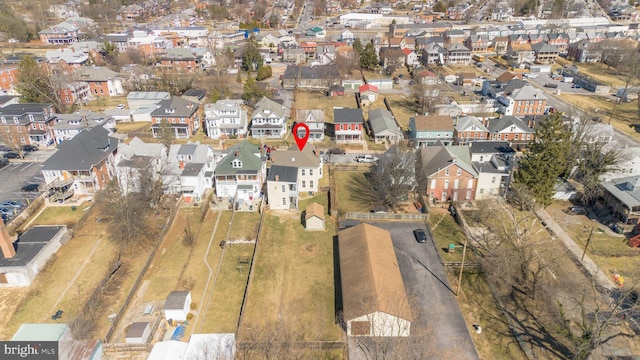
[0,160,45,220]
[371,221,480,359]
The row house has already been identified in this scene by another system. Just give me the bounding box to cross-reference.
[470,141,515,200]
[546,33,570,53]
[297,109,325,142]
[41,126,117,199]
[528,33,545,45]
[214,141,265,203]
[52,111,114,144]
[267,165,299,210]
[334,108,364,144]
[268,144,323,209]
[409,115,454,147]
[160,48,201,72]
[127,31,172,58]
[443,30,467,45]
[465,35,489,52]
[486,116,535,146]
[151,96,201,139]
[58,81,91,106]
[493,36,509,54]
[204,99,248,140]
[74,66,124,97]
[531,42,560,64]
[115,137,167,195]
[45,49,89,71]
[0,103,57,147]
[301,42,318,58]
[453,115,489,144]
[497,84,547,116]
[281,43,306,65]
[250,97,287,138]
[508,34,529,45]
[417,143,478,203]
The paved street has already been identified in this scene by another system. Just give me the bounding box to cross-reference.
[371,221,480,359]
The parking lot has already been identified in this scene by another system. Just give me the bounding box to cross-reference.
[0,161,45,222]
[371,221,480,359]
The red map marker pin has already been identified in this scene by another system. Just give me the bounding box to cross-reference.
[293,123,309,151]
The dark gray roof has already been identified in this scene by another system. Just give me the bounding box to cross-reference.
[42,126,117,171]
[182,89,207,101]
[165,291,190,310]
[487,116,534,133]
[334,108,363,124]
[182,162,204,176]
[0,226,65,268]
[267,165,298,183]
[178,144,197,156]
[151,96,199,118]
[282,64,339,80]
[0,95,18,104]
[469,141,515,155]
[126,322,149,338]
[0,103,52,116]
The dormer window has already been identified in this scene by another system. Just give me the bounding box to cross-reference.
[164,108,175,114]
[0,117,5,124]
[13,117,19,124]
[232,159,242,168]
[28,114,34,121]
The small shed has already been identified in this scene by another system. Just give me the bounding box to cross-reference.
[329,84,345,97]
[305,203,325,231]
[125,322,151,344]
[359,84,379,104]
[164,291,192,321]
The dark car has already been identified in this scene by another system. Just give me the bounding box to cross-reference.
[568,206,588,215]
[0,144,12,151]
[3,152,19,159]
[21,183,40,192]
[51,310,64,321]
[21,145,38,152]
[328,148,346,155]
[1,214,10,224]
[0,158,8,169]
[544,83,559,88]
[413,229,427,243]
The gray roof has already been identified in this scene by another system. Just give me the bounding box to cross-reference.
[297,109,324,123]
[151,96,199,118]
[510,84,547,101]
[487,116,534,133]
[282,64,340,80]
[75,66,119,82]
[127,92,171,101]
[252,96,285,120]
[0,226,65,268]
[270,143,321,168]
[126,322,149,338]
[334,108,363,124]
[0,103,53,117]
[531,42,560,53]
[469,141,515,155]
[182,162,204,176]
[368,108,401,135]
[453,115,488,133]
[165,291,190,310]
[162,47,195,60]
[602,175,640,208]
[43,126,117,171]
[418,143,477,178]
[267,165,298,183]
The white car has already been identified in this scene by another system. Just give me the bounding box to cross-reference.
[116,104,126,110]
[354,154,378,163]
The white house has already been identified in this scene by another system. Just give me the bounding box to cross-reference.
[126,322,151,344]
[214,141,266,203]
[164,291,192,322]
[266,165,299,210]
[115,137,167,191]
[338,224,412,337]
[127,91,171,111]
[204,100,248,139]
[304,203,325,231]
[368,108,403,144]
[250,96,287,138]
[470,141,515,200]
[296,109,325,142]
[53,111,115,144]
[602,146,640,182]
[165,142,217,201]
[270,144,323,193]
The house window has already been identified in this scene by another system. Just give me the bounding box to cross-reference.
[445,169,450,176]
[302,180,306,188]
[17,127,22,132]
[232,159,242,168]
[430,179,436,189]
[282,185,285,192]
[514,134,519,140]
[282,197,286,205]
[492,176,496,184]
[309,169,313,176]
[457,169,461,176]
[0,117,5,123]
[310,180,314,188]
[444,180,449,189]
[301,169,305,176]
[13,117,19,124]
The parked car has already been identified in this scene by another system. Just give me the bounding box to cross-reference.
[413,229,427,243]
[355,154,378,163]
[3,152,19,159]
[571,84,581,89]
[21,183,40,192]
[568,206,588,215]
[21,144,38,152]
[116,104,126,110]
[544,83,558,88]
[0,207,14,215]
[0,144,12,151]
[51,310,64,321]
[0,200,22,208]
[0,158,8,169]
[328,148,346,155]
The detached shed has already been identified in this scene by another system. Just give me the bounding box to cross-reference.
[164,291,192,321]
[304,203,325,231]
[125,322,151,344]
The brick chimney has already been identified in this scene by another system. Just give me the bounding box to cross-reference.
[0,222,15,258]
[179,160,185,170]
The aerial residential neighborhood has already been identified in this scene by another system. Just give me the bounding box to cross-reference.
[2,0,640,358]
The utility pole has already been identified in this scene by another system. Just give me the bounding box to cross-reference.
[456,236,468,297]
[581,227,594,261]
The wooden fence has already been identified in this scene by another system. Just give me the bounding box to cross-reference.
[103,343,152,353]
[345,212,428,221]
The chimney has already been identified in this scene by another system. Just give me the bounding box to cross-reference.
[235,150,240,157]
[482,117,488,127]
[275,175,280,181]
[0,222,16,259]
[291,157,295,162]
[179,160,185,169]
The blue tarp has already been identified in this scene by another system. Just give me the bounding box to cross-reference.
[171,325,186,341]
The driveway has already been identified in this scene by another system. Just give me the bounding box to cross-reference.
[371,221,480,359]
[0,161,45,221]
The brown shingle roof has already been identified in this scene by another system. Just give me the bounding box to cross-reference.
[338,224,412,322]
[496,71,522,83]
[413,115,454,131]
[305,203,325,221]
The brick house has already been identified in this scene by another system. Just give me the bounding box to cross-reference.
[465,35,489,52]
[151,96,201,139]
[416,143,478,203]
[160,48,200,72]
[58,81,91,106]
[379,47,406,68]
[546,33,570,54]
[74,66,124,97]
[0,103,57,147]
[333,107,364,143]
[497,83,547,116]
[0,64,19,91]
[486,116,535,147]
[453,115,489,144]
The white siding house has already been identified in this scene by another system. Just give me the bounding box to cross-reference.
[164,291,192,321]
[204,99,248,139]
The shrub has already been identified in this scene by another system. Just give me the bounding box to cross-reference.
[256,65,272,81]
[190,302,197,310]
[186,313,194,321]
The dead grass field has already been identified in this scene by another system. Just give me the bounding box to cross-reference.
[332,169,373,214]
[26,204,88,229]
[114,122,152,135]
[240,193,342,341]
[546,202,640,280]
[573,63,627,89]
[294,92,358,123]
[558,94,639,139]
[428,209,475,263]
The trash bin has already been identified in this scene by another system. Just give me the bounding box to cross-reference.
[71,206,77,211]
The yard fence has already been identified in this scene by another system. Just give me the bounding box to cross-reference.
[236,341,346,351]
[103,343,152,353]
[103,198,181,343]
[344,212,428,221]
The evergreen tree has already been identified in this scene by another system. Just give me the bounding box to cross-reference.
[513,112,572,207]
[241,36,264,71]
[158,119,175,148]
[256,65,273,81]
[352,38,363,56]
[359,42,379,70]
[242,73,267,106]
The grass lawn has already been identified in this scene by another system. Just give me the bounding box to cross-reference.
[446,64,487,77]
[229,212,261,240]
[572,62,627,89]
[558,94,640,139]
[456,271,527,360]
[114,122,151,135]
[294,91,358,123]
[546,202,640,280]
[332,169,372,214]
[26,204,88,230]
[240,200,342,341]
[428,209,475,263]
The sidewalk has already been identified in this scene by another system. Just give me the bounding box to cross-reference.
[535,208,617,291]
